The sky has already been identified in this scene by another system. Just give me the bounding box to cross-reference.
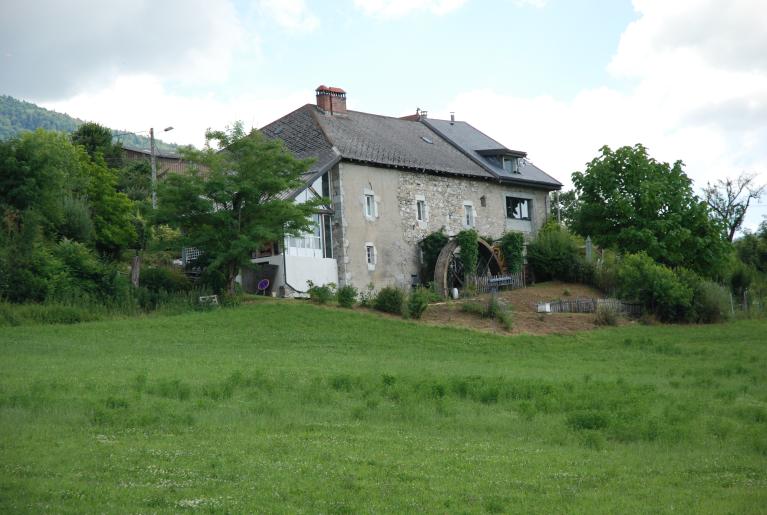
[2,0,766,230]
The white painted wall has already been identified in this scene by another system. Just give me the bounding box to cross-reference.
[284,255,338,292]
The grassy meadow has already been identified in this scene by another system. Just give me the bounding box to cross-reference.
[1,301,766,513]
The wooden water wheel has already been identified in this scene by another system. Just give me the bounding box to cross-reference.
[433,237,503,297]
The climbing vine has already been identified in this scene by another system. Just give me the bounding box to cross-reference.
[456,229,478,278]
[500,231,525,273]
[419,228,449,282]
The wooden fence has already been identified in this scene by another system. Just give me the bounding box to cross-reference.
[538,298,643,316]
[471,272,526,294]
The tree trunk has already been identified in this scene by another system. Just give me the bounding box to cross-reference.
[226,262,238,295]
[130,254,141,288]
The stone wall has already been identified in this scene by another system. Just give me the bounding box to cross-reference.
[333,162,552,291]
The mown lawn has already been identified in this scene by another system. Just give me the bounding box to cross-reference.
[1,302,766,513]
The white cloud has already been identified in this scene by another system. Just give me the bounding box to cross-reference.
[41,75,310,149]
[259,0,319,31]
[0,0,251,101]
[439,0,767,231]
[353,0,467,18]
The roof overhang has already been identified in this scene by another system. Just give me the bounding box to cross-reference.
[476,148,527,158]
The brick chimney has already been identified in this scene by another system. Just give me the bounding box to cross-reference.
[316,85,347,115]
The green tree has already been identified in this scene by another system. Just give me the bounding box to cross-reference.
[571,144,728,277]
[703,172,765,242]
[156,123,321,294]
[71,122,123,168]
[550,189,579,227]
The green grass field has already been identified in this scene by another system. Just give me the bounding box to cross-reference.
[1,302,766,513]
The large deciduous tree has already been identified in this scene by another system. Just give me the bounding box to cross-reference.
[703,172,765,242]
[156,123,322,294]
[571,144,728,277]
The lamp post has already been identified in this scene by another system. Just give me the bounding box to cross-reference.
[150,126,174,209]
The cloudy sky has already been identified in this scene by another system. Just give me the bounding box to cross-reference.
[2,0,766,229]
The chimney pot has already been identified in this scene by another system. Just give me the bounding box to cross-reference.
[450,112,455,123]
[315,85,347,115]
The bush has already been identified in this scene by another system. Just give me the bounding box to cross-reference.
[460,296,513,331]
[595,250,620,294]
[676,268,731,323]
[594,303,619,326]
[499,231,524,273]
[374,286,404,315]
[307,281,335,304]
[526,225,584,282]
[140,266,191,293]
[406,287,431,319]
[617,253,692,322]
[336,285,358,308]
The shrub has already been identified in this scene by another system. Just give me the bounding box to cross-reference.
[676,268,731,323]
[358,283,376,307]
[526,225,584,282]
[499,231,525,273]
[419,228,449,283]
[374,286,404,315]
[307,281,335,304]
[140,266,191,293]
[336,285,358,308]
[595,250,620,294]
[406,287,431,319]
[456,229,479,278]
[461,296,513,330]
[617,253,692,322]
[594,303,619,326]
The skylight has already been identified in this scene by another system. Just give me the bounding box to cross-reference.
[420,136,433,144]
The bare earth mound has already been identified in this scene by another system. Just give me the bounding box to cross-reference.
[421,281,633,335]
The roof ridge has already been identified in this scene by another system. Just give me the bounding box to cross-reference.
[259,103,315,130]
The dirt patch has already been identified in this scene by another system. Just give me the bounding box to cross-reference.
[420,281,634,336]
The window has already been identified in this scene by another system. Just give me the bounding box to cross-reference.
[365,243,376,270]
[364,194,375,218]
[506,197,531,220]
[464,203,475,227]
[416,199,426,222]
[502,157,520,174]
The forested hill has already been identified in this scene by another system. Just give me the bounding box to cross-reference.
[0,94,180,154]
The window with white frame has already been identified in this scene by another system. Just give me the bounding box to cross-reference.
[416,199,426,222]
[363,192,377,219]
[506,197,531,220]
[463,203,475,227]
[365,243,376,270]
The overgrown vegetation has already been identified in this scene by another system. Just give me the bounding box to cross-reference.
[419,228,449,282]
[456,229,479,278]
[499,231,524,273]
[3,304,764,512]
[373,286,404,315]
[307,281,335,305]
[406,287,431,319]
[336,285,358,308]
[461,295,513,331]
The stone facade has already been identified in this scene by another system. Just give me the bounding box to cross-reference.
[331,161,551,291]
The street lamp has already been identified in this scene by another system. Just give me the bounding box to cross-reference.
[150,126,174,209]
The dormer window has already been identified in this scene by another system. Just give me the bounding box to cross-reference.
[502,156,520,174]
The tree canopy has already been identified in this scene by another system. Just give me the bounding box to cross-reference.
[570,144,728,277]
[156,123,322,294]
[703,172,765,242]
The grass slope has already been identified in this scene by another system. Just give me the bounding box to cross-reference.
[1,303,765,513]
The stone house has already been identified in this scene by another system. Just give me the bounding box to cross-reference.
[249,85,561,296]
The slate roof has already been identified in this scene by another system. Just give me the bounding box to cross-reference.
[260,104,561,197]
[424,118,562,188]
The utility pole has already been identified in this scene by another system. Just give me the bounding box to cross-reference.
[150,127,158,209]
